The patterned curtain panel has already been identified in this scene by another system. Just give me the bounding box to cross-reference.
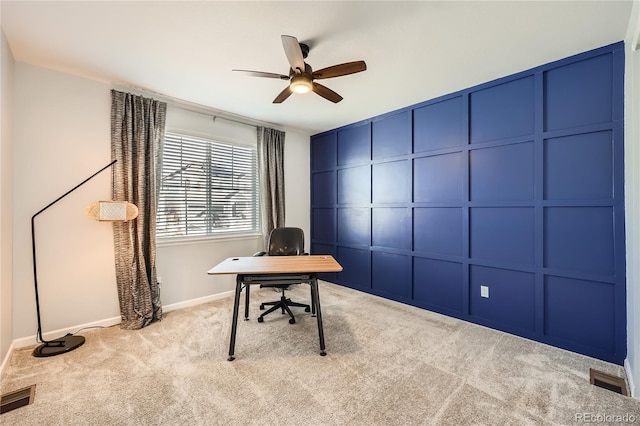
[110,89,167,330]
[257,127,286,246]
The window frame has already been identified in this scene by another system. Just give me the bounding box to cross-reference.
[156,129,261,244]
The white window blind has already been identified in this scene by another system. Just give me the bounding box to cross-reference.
[157,133,259,239]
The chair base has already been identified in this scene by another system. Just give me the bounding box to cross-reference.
[258,295,311,324]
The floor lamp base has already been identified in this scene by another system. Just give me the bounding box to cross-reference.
[33,334,85,357]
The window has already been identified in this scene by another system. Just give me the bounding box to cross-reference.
[157,132,259,239]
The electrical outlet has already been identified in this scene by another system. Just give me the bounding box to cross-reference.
[480,285,489,298]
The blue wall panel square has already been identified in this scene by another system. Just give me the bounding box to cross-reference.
[372,208,411,250]
[544,131,613,200]
[545,276,615,352]
[470,142,534,201]
[311,243,335,255]
[545,54,613,131]
[470,265,535,331]
[337,165,371,204]
[470,76,534,143]
[470,207,535,266]
[338,123,371,165]
[413,257,463,312]
[337,207,370,246]
[544,207,614,275]
[312,208,335,241]
[336,246,371,290]
[373,111,411,159]
[414,97,464,153]
[373,160,411,203]
[372,252,411,298]
[414,153,463,202]
[414,207,462,256]
[312,171,336,206]
[311,133,336,170]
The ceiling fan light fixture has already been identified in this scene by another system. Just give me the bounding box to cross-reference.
[290,75,313,94]
[234,35,366,103]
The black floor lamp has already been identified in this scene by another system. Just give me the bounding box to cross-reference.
[31,159,138,357]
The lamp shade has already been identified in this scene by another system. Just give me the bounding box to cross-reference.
[86,201,138,221]
[290,75,313,93]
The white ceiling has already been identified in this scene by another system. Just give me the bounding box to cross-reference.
[1,1,634,134]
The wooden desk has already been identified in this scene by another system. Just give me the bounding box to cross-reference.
[208,255,343,361]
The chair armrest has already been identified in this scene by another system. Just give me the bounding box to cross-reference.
[253,251,267,257]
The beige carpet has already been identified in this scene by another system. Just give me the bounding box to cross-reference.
[2,281,640,425]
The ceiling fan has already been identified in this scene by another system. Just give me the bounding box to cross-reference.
[233,35,367,104]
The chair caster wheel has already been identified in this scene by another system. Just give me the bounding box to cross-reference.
[259,304,265,310]
[258,317,264,323]
[289,318,296,324]
[305,307,311,312]
[320,351,326,356]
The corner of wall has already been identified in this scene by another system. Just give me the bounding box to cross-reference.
[0,24,16,372]
[625,0,640,400]
[625,358,637,398]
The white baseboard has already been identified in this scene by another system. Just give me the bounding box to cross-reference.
[162,290,234,313]
[2,290,235,377]
[625,358,637,398]
[0,340,16,381]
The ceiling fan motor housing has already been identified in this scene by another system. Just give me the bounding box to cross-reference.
[289,63,313,77]
[299,43,309,59]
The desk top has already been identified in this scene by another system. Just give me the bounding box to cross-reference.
[207,255,343,275]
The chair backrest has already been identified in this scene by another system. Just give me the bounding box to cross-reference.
[267,227,305,256]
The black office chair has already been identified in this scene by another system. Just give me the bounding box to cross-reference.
[255,227,311,324]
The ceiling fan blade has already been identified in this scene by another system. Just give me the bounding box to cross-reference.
[281,35,305,72]
[312,82,343,103]
[232,69,289,80]
[273,86,293,104]
[312,61,367,80]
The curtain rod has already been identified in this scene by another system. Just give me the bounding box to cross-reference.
[163,99,260,129]
[212,115,257,129]
[164,101,259,129]
[175,107,259,129]
[112,84,280,131]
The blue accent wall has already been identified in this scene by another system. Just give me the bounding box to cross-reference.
[310,42,626,364]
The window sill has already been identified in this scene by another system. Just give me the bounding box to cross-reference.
[157,232,262,248]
